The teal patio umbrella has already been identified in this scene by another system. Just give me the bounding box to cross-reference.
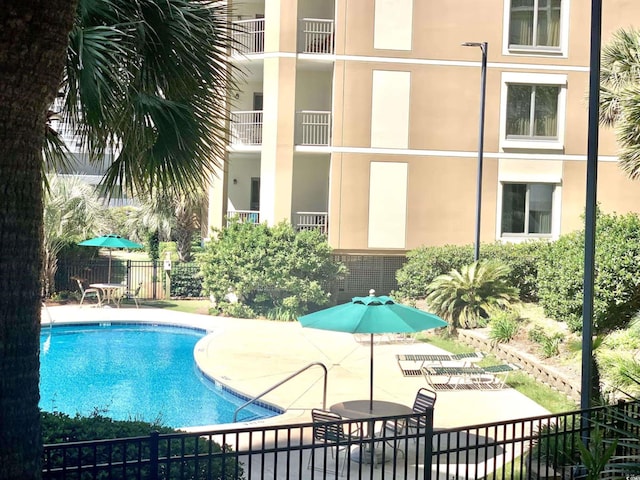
[78,234,143,282]
[298,290,448,412]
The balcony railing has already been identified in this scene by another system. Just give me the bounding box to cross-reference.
[297,111,331,146]
[300,18,334,54]
[295,212,328,235]
[227,209,260,225]
[230,110,263,146]
[232,18,265,55]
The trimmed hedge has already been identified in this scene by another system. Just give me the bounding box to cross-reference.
[538,211,640,333]
[42,411,243,479]
[394,241,549,302]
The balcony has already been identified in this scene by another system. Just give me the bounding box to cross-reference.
[232,18,265,55]
[295,212,328,235]
[299,18,334,54]
[227,209,260,225]
[296,111,331,146]
[230,111,262,146]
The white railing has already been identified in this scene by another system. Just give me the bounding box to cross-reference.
[295,212,328,235]
[227,210,260,225]
[232,18,265,55]
[231,110,263,146]
[297,111,331,146]
[300,18,334,54]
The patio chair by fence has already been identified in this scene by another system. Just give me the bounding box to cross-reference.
[74,278,101,307]
[116,282,142,308]
[378,387,437,456]
[308,409,355,476]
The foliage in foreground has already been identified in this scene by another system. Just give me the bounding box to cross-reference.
[537,211,640,333]
[425,260,520,331]
[41,411,244,479]
[199,220,346,320]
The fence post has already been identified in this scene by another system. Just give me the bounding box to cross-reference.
[149,430,159,480]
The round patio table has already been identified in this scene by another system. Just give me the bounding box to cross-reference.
[330,400,412,464]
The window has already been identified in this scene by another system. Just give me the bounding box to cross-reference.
[504,0,569,56]
[499,72,566,150]
[506,84,559,140]
[501,183,553,235]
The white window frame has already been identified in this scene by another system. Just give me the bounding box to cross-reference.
[502,0,570,57]
[496,177,562,242]
[499,72,567,151]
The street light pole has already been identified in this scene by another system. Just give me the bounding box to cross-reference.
[462,41,488,262]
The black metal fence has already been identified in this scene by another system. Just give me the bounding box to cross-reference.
[56,254,407,302]
[42,400,640,480]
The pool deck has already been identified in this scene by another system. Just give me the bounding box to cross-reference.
[42,305,550,430]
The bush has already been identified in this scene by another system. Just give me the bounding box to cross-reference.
[488,310,520,344]
[481,241,551,302]
[538,211,640,333]
[199,220,346,319]
[170,262,203,298]
[394,245,474,300]
[395,241,549,302]
[41,411,244,479]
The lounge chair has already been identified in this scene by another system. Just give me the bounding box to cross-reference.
[421,364,519,390]
[74,278,101,307]
[396,351,485,376]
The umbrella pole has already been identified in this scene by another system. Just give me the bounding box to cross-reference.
[370,333,374,412]
[108,250,112,283]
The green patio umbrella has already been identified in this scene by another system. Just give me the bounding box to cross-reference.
[78,234,143,282]
[298,290,448,412]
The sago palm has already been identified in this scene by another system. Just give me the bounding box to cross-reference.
[425,260,520,331]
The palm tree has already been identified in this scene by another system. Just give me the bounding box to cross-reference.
[43,176,107,297]
[128,188,205,262]
[0,0,236,477]
[425,260,520,332]
[599,28,640,179]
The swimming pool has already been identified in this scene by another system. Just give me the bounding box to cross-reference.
[39,324,278,428]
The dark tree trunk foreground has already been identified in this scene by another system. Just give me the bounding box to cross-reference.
[0,2,77,479]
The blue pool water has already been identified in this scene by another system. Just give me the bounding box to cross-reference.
[39,324,278,428]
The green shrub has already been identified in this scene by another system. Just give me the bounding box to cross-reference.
[482,241,551,302]
[170,262,203,298]
[538,211,640,333]
[199,220,346,319]
[395,241,548,302]
[41,411,244,479]
[528,325,547,344]
[488,310,520,344]
[214,301,256,319]
[539,333,563,358]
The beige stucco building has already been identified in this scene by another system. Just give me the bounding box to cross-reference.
[207,0,640,282]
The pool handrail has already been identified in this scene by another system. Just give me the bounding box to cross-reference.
[233,361,328,422]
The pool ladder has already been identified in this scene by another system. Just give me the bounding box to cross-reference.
[233,362,328,422]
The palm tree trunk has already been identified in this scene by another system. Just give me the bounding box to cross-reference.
[0,2,77,479]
